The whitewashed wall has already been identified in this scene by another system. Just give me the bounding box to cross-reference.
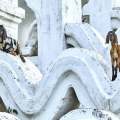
[1,0,120,120]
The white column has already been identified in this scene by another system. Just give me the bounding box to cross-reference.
[25,0,63,73]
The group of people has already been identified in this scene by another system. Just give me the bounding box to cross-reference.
[0,25,25,62]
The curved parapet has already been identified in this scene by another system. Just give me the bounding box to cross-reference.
[60,109,120,120]
[36,48,116,106]
[0,48,119,119]
[0,51,42,115]
[34,48,118,120]
[64,23,108,58]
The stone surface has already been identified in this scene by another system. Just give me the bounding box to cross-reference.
[0,112,20,120]
[60,109,120,120]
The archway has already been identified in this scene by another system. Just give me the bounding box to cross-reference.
[52,87,80,120]
[18,0,38,56]
[65,35,81,48]
[24,20,38,56]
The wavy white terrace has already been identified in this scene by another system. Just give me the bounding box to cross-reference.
[0,0,120,120]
